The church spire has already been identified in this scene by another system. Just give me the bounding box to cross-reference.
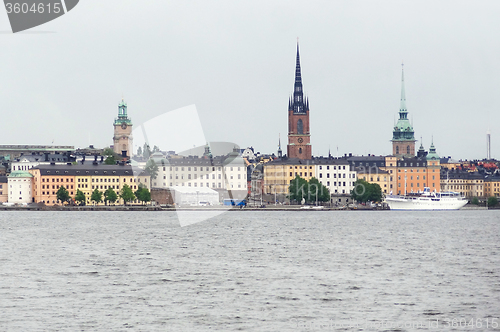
[400,63,407,112]
[278,134,282,158]
[295,42,302,85]
[291,40,306,114]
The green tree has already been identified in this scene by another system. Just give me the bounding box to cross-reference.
[289,175,308,203]
[145,159,159,181]
[135,185,151,205]
[120,184,136,205]
[103,148,119,164]
[103,148,114,156]
[104,187,118,205]
[56,186,70,204]
[351,179,383,203]
[307,177,330,203]
[104,155,116,165]
[471,197,479,205]
[143,143,152,160]
[487,196,498,207]
[152,145,160,153]
[91,188,103,205]
[137,146,143,157]
[74,189,86,205]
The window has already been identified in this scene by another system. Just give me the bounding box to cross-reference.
[297,119,303,135]
[407,146,410,154]
[299,148,302,154]
[396,146,399,154]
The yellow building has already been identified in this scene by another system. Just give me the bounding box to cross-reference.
[357,167,391,194]
[441,171,484,198]
[484,177,500,197]
[0,176,8,203]
[263,159,315,195]
[30,164,150,205]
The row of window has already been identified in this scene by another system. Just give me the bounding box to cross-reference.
[398,175,430,181]
[398,183,436,188]
[42,185,74,189]
[318,165,347,170]
[42,178,73,183]
[166,174,242,180]
[163,166,242,172]
[319,173,353,179]
[41,191,75,196]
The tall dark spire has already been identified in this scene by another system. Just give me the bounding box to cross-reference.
[291,41,307,114]
[295,42,302,85]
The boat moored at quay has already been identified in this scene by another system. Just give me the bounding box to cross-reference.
[385,187,468,210]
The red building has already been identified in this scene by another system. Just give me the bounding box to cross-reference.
[287,43,312,160]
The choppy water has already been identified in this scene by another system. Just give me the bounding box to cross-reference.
[0,211,499,331]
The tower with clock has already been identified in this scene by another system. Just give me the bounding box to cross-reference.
[287,42,312,160]
[113,99,133,158]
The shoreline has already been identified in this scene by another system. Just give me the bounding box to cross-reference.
[0,205,493,211]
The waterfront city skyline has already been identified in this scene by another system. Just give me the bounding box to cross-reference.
[1,1,499,160]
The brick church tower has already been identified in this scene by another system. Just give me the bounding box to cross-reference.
[113,99,133,158]
[287,43,312,160]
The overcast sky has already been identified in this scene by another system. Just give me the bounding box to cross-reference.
[1,0,499,160]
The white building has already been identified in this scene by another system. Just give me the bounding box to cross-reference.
[314,159,357,195]
[11,153,72,172]
[8,171,33,204]
[149,152,247,196]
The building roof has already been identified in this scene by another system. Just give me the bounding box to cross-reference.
[8,171,33,178]
[266,157,349,166]
[355,166,389,175]
[31,164,149,177]
[0,176,8,183]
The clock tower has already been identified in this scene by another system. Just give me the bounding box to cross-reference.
[287,42,312,160]
[113,99,133,158]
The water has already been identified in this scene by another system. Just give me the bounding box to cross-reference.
[0,211,499,331]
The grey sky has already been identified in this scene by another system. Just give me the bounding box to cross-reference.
[1,0,499,160]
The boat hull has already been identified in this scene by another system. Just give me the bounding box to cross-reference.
[385,196,468,210]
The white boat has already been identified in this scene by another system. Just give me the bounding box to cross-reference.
[385,187,468,210]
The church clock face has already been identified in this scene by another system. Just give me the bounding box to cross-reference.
[298,138,303,143]
[121,123,127,129]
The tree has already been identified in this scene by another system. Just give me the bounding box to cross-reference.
[135,185,151,205]
[120,184,136,205]
[104,155,116,165]
[145,159,159,181]
[289,175,308,203]
[487,196,498,207]
[307,177,330,202]
[137,146,143,157]
[103,147,119,164]
[56,186,70,204]
[152,145,160,153]
[103,148,114,156]
[91,188,103,205]
[471,197,479,205]
[75,189,86,205]
[104,187,118,205]
[351,179,383,203]
[143,143,152,160]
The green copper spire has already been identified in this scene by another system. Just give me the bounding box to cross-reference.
[400,63,407,112]
[392,64,414,142]
[426,137,439,160]
[114,99,133,126]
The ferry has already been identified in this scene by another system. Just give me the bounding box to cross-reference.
[385,187,468,210]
